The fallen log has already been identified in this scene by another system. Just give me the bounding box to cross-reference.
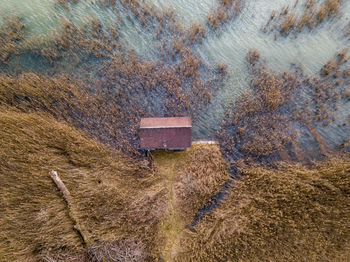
[49,170,89,246]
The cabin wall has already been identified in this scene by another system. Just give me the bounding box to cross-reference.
[139,127,192,149]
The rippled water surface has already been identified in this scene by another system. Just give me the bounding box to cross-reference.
[1,0,349,148]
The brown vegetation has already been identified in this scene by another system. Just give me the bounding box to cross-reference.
[0,112,229,261]
[0,73,142,156]
[0,27,226,156]
[218,49,349,163]
[55,0,79,9]
[207,0,244,30]
[0,16,25,66]
[0,1,228,156]
[264,0,344,37]
[219,50,302,160]
[1,1,349,261]
[27,18,121,65]
[152,144,229,260]
[321,48,348,75]
[173,145,229,224]
[0,110,165,261]
[176,158,350,261]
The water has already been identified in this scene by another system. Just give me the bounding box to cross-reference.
[148,0,217,26]
[193,0,350,138]
[149,0,349,143]
[0,0,349,147]
[1,0,349,233]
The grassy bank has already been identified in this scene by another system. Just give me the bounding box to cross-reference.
[0,112,229,261]
[177,158,350,261]
[153,145,229,261]
[0,110,165,261]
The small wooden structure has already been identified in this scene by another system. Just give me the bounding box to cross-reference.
[139,117,192,150]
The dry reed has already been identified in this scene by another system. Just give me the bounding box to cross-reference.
[207,0,244,31]
[218,49,349,163]
[176,158,350,261]
[0,110,166,261]
[264,0,344,38]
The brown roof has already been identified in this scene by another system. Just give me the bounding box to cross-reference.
[140,117,191,129]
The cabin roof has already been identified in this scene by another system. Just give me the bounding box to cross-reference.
[140,117,191,129]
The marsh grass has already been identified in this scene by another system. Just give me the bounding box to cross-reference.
[0,110,167,261]
[0,16,25,66]
[1,1,349,261]
[218,50,349,163]
[176,158,350,261]
[264,0,344,38]
[0,8,232,260]
[173,145,230,225]
[207,0,244,31]
[152,144,230,260]
[0,112,229,261]
[55,0,79,9]
[0,73,142,156]
[0,1,228,156]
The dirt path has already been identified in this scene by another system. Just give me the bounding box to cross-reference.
[154,150,187,262]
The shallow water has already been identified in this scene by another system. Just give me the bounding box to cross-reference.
[193,0,350,139]
[1,0,349,149]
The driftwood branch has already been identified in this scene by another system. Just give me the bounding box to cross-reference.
[49,170,89,246]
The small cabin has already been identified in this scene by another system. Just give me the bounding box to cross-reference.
[139,117,192,150]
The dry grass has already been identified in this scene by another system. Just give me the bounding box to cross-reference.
[0,110,166,261]
[0,67,221,157]
[1,1,349,261]
[0,109,230,261]
[0,73,142,156]
[219,49,349,163]
[176,158,350,261]
[0,6,232,258]
[153,144,230,261]
[173,145,230,224]
[1,108,348,261]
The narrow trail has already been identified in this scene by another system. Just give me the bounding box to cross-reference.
[153,144,234,261]
[154,150,186,262]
